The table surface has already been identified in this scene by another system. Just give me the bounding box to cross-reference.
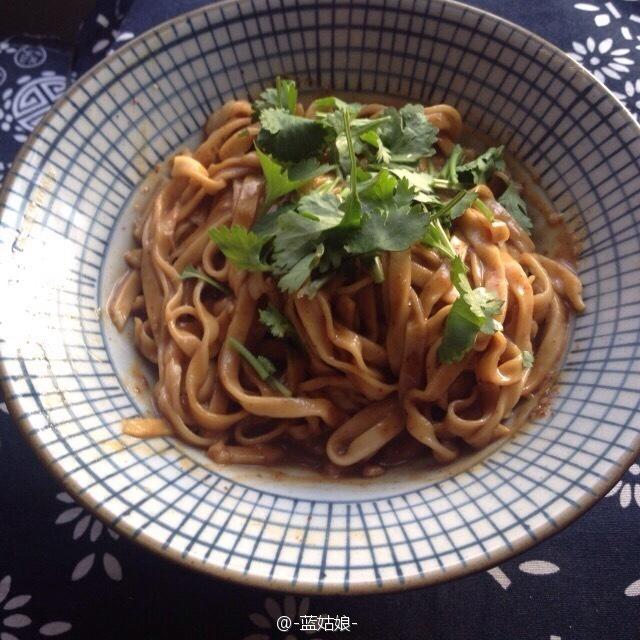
[1,1,639,638]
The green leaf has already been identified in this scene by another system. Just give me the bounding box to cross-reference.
[432,190,478,225]
[464,288,503,329]
[310,96,361,115]
[499,181,533,233]
[522,350,534,369]
[253,77,298,116]
[360,130,391,164]
[438,285,503,363]
[259,305,297,339]
[422,219,457,261]
[208,225,271,271]
[180,265,231,296]
[456,145,505,186]
[386,166,442,205]
[377,104,438,163]
[278,245,325,293]
[360,168,397,203]
[296,191,344,224]
[256,149,331,211]
[227,338,292,396]
[347,207,428,254]
[438,298,482,363]
[271,192,343,273]
[257,108,328,162]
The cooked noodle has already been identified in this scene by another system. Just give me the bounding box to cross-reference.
[109,85,584,475]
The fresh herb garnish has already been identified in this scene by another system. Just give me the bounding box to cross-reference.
[208,225,271,271]
[259,305,297,340]
[422,220,503,363]
[227,337,292,397]
[431,190,478,225]
[456,145,505,186]
[257,109,328,162]
[256,149,331,212]
[336,108,362,229]
[499,181,533,233]
[440,144,464,184]
[376,104,439,164]
[522,350,534,369]
[180,265,231,295]
[254,77,298,116]
[348,172,428,253]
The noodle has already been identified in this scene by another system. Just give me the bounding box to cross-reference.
[108,83,584,476]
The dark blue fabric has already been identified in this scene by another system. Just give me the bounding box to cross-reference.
[1,1,639,638]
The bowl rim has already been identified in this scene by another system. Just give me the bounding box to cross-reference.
[1,0,639,595]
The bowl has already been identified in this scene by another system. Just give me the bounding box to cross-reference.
[1,0,639,594]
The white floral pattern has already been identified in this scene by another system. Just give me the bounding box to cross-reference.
[606,463,640,507]
[55,493,123,582]
[574,2,640,40]
[488,561,560,590]
[569,37,633,82]
[614,78,640,118]
[0,575,71,638]
[91,13,134,56]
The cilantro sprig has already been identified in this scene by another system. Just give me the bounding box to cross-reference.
[207,78,521,364]
[422,221,504,363]
[228,337,292,397]
[180,265,231,296]
[259,305,297,340]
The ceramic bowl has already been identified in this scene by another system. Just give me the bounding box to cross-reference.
[1,0,639,593]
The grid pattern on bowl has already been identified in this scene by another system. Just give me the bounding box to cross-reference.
[0,0,639,593]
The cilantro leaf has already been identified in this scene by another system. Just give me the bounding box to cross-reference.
[422,221,504,363]
[499,181,533,233]
[208,225,270,271]
[431,190,478,225]
[257,108,328,162]
[259,305,297,339]
[522,350,534,369]
[456,145,505,186]
[272,192,343,270]
[253,77,298,116]
[180,265,231,295]
[310,96,361,115]
[347,206,428,254]
[438,299,482,363]
[278,245,325,293]
[347,172,428,254]
[360,129,391,164]
[438,287,503,363]
[422,219,457,260]
[227,338,292,396]
[256,148,331,211]
[377,104,438,163]
[360,168,397,204]
[386,167,442,205]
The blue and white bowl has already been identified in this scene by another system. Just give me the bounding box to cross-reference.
[1,0,639,593]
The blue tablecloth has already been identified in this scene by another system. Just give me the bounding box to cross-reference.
[1,1,639,638]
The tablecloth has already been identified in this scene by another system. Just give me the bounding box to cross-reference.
[0,1,639,638]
